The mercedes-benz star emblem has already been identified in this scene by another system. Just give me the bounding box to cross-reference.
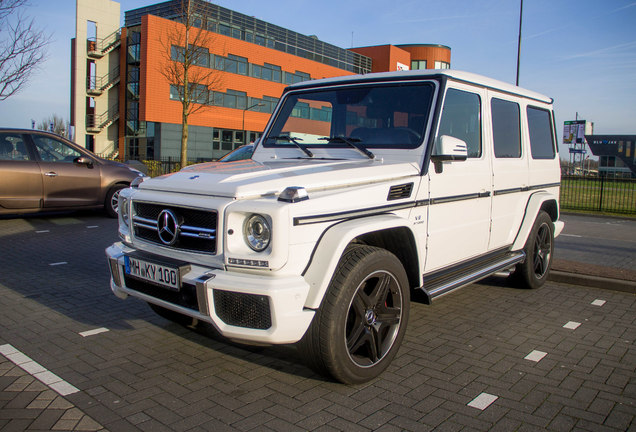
[157,209,179,246]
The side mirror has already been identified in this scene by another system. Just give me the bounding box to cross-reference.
[74,156,94,167]
[433,135,468,160]
[431,135,468,173]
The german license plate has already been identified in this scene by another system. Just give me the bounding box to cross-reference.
[124,255,180,290]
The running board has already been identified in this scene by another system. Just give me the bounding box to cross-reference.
[417,251,526,304]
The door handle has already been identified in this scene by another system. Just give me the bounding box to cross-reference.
[44,172,58,177]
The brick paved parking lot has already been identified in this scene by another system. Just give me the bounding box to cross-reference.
[0,213,634,431]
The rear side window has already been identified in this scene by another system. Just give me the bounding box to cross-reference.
[527,107,555,159]
[438,88,482,157]
[0,133,31,161]
[491,98,521,158]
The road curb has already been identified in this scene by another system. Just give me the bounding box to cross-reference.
[549,270,636,294]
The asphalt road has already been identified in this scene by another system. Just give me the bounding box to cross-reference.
[555,213,636,273]
[0,211,634,431]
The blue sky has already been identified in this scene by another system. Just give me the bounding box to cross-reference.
[0,0,635,159]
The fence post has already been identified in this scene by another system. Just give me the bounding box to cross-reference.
[598,175,604,212]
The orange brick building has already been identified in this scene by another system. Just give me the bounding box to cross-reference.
[72,0,451,161]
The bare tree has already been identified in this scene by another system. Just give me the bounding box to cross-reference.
[159,0,222,167]
[0,0,50,101]
[37,114,68,137]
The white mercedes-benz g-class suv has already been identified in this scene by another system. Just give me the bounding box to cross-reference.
[107,70,563,384]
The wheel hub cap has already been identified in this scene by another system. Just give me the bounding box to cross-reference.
[364,309,376,325]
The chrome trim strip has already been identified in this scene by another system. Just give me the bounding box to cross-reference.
[181,225,216,234]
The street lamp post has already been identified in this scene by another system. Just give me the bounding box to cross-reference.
[516,0,524,86]
[242,103,265,146]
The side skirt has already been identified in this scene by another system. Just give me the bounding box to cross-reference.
[417,248,526,304]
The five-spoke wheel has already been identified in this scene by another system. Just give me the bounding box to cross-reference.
[298,245,410,384]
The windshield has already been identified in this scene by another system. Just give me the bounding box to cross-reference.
[264,82,435,152]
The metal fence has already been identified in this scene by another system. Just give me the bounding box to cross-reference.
[560,176,636,215]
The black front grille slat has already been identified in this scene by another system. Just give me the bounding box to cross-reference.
[132,202,218,254]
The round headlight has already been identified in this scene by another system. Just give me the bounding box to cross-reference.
[243,214,271,252]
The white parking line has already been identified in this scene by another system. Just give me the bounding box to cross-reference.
[49,262,68,266]
[591,299,606,306]
[524,350,547,362]
[467,392,498,410]
[0,344,79,396]
[561,234,583,238]
[36,230,50,234]
[79,327,109,337]
[563,321,581,330]
[86,226,99,229]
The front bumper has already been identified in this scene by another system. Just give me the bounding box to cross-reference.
[106,242,314,344]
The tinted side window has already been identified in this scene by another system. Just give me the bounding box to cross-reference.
[438,89,481,157]
[32,136,82,162]
[491,98,521,158]
[0,133,31,161]
[527,107,555,159]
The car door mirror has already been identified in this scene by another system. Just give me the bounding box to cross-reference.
[431,135,468,173]
[74,156,94,167]
[433,135,468,161]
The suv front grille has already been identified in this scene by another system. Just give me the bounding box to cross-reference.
[132,202,217,254]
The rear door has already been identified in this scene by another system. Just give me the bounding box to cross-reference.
[0,132,43,210]
[29,134,102,208]
[488,92,530,249]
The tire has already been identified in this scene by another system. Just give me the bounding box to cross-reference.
[105,184,126,218]
[513,211,554,289]
[298,245,410,384]
[148,302,195,327]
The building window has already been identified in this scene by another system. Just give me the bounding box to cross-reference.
[229,54,248,75]
[284,70,310,85]
[491,98,521,158]
[218,23,231,36]
[434,61,450,69]
[170,84,182,101]
[411,60,427,70]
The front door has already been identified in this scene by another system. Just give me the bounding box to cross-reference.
[424,85,492,272]
[30,135,101,208]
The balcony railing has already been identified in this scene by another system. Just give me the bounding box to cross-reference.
[86,103,119,132]
[87,29,122,57]
[87,66,120,95]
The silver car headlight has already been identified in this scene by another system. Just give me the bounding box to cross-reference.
[119,195,130,227]
[243,214,271,252]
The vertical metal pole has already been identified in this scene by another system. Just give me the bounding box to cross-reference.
[516,0,523,86]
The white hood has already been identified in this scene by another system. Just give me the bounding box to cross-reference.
[139,158,420,199]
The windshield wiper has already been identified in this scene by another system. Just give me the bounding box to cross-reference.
[319,136,375,160]
[267,135,313,158]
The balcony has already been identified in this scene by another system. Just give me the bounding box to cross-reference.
[87,29,121,59]
[87,66,120,96]
[86,103,119,133]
